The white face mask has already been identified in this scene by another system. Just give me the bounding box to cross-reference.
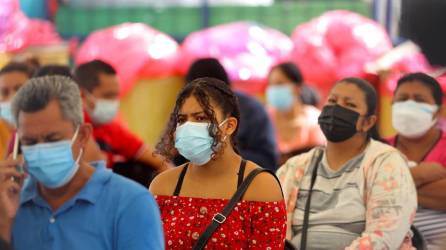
[90,99,120,125]
[392,100,438,138]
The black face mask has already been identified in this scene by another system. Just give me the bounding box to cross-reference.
[318,105,360,142]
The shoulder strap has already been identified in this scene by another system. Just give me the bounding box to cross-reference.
[173,164,189,196]
[192,168,282,250]
[237,159,247,188]
[300,148,324,250]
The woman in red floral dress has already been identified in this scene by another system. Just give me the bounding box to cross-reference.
[150,77,286,249]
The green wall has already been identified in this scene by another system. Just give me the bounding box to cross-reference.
[55,1,370,39]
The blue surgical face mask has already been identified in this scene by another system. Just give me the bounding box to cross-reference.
[22,128,83,188]
[174,120,227,166]
[0,101,14,125]
[266,84,294,111]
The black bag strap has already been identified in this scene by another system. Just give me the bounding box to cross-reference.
[237,160,247,188]
[173,164,189,196]
[300,149,324,250]
[192,167,282,250]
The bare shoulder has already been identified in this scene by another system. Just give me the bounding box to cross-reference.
[243,161,284,202]
[149,164,186,196]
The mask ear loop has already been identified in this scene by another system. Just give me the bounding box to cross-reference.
[71,126,84,163]
[356,115,366,133]
[360,114,379,139]
[209,119,230,161]
[75,148,84,164]
[71,126,80,144]
[218,118,230,141]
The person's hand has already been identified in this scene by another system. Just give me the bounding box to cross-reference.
[0,157,25,242]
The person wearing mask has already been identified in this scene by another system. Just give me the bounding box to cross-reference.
[150,77,286,249]
[388,72,446,249]
[267,62,325,164]
[277,78,417,249]
[183,58,278,171]
[0,63,33,159]
[74,60,172,182]
[32,64,106,164]
[0,76,164,250]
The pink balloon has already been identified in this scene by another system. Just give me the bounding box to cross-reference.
[26,19,62,46]
[179,22,293,94]
[76,23,180,96]
[0,0,61,53]
[291,10,392,98]
[0,0,20,35]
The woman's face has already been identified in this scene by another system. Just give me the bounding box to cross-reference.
[268,68,299,95]
[176,95,237,139]
[177,95,222,125]
[393,80,437,105]
[392,80,440,138]
[327,83,367,115]
[326,82,376,132]
[0,71,29,102]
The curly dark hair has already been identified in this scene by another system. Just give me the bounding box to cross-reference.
[156,77,240,161]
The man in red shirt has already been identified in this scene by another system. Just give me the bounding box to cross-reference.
[74,60,171,176]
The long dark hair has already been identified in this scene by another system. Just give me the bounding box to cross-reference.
[336,77,382,141]
[156,77,240,160]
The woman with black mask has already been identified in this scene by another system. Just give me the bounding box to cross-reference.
[277,78,417,250]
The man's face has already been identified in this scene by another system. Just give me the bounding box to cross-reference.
[0,71,29,102]
[84,73,120,111]
[18,100,88,161]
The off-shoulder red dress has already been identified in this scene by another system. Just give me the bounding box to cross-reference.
[155,163,287,249]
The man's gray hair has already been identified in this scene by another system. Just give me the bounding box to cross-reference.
[11,76,84,127]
